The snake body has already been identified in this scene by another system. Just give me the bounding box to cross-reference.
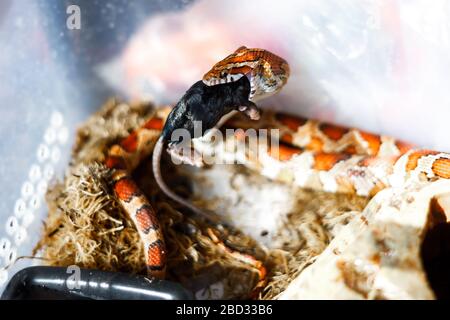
[101,46,450,293]
[105,115,167,277]
[202,111,450,198]
[103,46,289,283]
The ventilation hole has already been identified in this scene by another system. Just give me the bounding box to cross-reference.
[6,248,17,264]
[14,199,27,218]
[44,127,57,144]
[22,212,35,228]
[20,181,34,199]
[0,238,11,257]
[37,144,50,162]
[58,126,69,145]
[43,164,55,181]
[36,180,48,195]
[51,147,61,163]
[14,227,27,245]
[5,216,19,236]
[51,111,63,127]
[29,195,41,210]
[29,164,42,182]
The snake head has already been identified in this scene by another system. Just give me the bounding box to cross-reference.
[202,46,290,102]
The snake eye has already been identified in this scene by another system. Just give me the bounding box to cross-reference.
[220,70,228,78]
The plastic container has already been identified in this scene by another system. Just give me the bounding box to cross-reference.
[0,0,193,294]
[1,0,449,296]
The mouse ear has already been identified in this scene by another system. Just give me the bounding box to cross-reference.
[235,46,248,52]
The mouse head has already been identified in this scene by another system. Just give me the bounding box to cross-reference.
[202,46,290,102]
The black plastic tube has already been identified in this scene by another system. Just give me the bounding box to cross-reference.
[1,266,193,300]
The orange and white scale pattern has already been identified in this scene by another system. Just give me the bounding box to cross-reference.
[105,109,169,277]
[202,46,290,101]
[102,103,450,290]
[100,46,450,291]
[103,107,269,287]
[195,111,450,198]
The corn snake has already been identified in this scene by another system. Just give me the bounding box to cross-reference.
[102,45,450,297]
[209,111,450,198]
[103,109,267,287]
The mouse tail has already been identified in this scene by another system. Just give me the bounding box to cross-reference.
[152,136,219,222]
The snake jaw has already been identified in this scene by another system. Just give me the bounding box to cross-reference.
[202,47,290,102]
